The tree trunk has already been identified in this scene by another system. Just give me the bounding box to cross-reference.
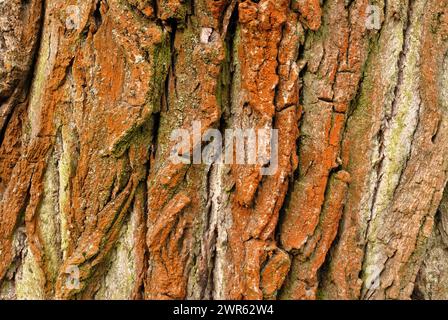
[0,0,447,300]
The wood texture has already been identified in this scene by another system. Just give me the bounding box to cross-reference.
[0,0,447,300]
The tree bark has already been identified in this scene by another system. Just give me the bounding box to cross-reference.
[0,0,447,300]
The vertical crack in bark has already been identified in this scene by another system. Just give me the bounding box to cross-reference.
[278,0,374,300]
[0,0,45,298]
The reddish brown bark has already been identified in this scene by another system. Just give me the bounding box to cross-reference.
[0,0,447,300]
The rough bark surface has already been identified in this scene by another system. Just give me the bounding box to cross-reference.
[0,0,447,300]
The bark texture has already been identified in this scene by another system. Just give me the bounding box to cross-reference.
[0,0,447,300]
